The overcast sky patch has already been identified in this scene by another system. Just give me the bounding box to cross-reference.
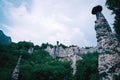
[0,0,114,47]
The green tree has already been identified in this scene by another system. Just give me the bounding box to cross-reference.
[40,43,54,49]
[17,41,34,50]
[114,74,120,80]
[75,52,98,80]
[59,43,68,49]
[0,43,18,80]
[106,0,120,40]
[30,64,66,80]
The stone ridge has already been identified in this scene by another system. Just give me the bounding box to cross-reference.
[45,45,96,75]
[45,45,96,58]
[92,5,120,80]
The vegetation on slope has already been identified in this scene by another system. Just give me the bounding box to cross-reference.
[0,41,98,80]
[75,52,98,80]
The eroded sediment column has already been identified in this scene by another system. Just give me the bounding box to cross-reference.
[55,41,59,58]
[12,55,22,80]
[92,5,120,80]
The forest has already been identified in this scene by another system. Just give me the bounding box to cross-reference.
[0,41,98,80]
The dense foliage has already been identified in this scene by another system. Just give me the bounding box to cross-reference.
[0,43,19,80]
[106,0,120,40]
[75,52,98,80]
[20,50,73,80]
[0,41,98,80]
[0,42,73,80]
[40,43,54,49]
[114,74,120,80]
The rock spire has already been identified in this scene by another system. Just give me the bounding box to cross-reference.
[92,5,120,80]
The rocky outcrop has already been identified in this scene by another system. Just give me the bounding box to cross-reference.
[0,30,12,44]
[45,45,90,59]
[45,42,97,75]
[45,46,96,58]
[92,5,120,80]
[45,42,82,75]
[28,47,34,54]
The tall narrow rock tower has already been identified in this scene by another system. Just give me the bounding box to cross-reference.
[54,41,59,58]
[92,5,120,80]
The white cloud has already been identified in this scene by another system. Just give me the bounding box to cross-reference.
[1,0,114,47]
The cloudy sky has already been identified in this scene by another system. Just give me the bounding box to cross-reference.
[0,0,114,47]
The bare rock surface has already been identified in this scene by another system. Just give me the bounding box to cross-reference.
[92,5,120,80]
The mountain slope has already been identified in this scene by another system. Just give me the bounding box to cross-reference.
[0,30,12,44]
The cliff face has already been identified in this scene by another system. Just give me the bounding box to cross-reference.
[0,30,12,44]
[45,45,82,75]
[45,46,96,58]
[92,5,120,80]
[45,44,96,75]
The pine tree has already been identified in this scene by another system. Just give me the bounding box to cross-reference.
[106,0,120,40]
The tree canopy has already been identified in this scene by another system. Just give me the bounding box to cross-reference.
[106,0,120,40]
[0,41,99,80]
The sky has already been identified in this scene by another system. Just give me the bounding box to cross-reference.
[0,0,114,47]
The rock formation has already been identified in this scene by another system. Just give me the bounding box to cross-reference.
[55,41,59,58]
[28,47,34,54]
[45,41,97,75]
[45,42,85,59]
[45,42,82,75]
[92,5,120,80]
[45,45,96,58]
[0,30,12,44]
[12,55,22,80]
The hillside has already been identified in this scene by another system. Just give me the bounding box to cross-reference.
[0,30,12,44]
[0,41,98,80]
